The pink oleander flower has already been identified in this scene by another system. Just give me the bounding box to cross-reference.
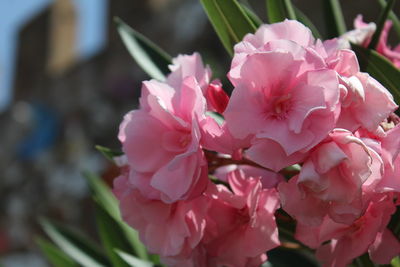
[342,15,400,68]
[119,50,238,202]
[225,47,340,171]
[160,167,281,267]
[113,173,208,257]
[200,168,281,267]
[119,75,211,203]
[356,124,400,193]
[295,193,400,267]
[279,129,383,225]
[168,52,229,113]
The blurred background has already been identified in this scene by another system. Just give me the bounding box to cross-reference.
[0,0,399,266]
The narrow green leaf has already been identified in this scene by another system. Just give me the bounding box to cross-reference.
[39,218,109,267]
[115,250,154,267]
[241,4,263,27]
[114,17,172,81]
[266,0,287,23]
[95,203,131,267]
[83,172,150,261]
[36,238,79,267]
[95,145,123,162]
[200,0,257,55]
[351,44,400,109]
[323,0,347,38]
[378,0,400,38]
[369,0,396,49]
[84,172,119,219]
[294,7,322,39]
[283,0,296,20]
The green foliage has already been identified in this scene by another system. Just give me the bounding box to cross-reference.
[266,0,285,23]
[36,238,79,267]
[352,44,400,109]
[114,17,172,81]
[323,0,347,38]
[38,173,155,267]
[115,250,154,267]
[369,0,397,49]
[84,172,150,260]
[39,218,109,267]
[241,4,263,27]
[293,6,322,39]
[377,0,400,38]
[95,203,132,267]
[95,145,123,162]
[200,0,257,55]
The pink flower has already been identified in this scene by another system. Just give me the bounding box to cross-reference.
[119,76,210,203]
[162,167,281,267]
[342,15,400,68]
[225,47,340,171]
[336,72,397,132]
[279,129,383,225]
[201,169,281,267]
[167,52,229,113]
[213,164,284,189]
[295,193,399,267]
[113,174,208,257]
[356,124,400,193]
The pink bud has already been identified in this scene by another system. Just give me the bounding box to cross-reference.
[206,81,229,114]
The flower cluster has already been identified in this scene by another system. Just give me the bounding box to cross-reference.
[114,20,400,267]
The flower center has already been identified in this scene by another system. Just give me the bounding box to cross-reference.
[266,93,292,120]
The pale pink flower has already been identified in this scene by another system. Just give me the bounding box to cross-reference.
[113,174,208,257]
[167,52,211,92]
[119,76,210,203]
[225,47,340,171]
[295,193,399,267]
[200,170,280,267]
[213,164,284,189]
[336,72,397,132]
[279,129,384,225]
[167,52,229,113]
[342,15,400,68]
[356,124,400,193]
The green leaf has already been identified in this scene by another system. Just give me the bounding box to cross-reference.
[39,218,109,267]
[114,17,172,81]
[36,237,79,267]
[266,0,296,23]
[200,0,257,55]
[351,44,400,109]
[294,7,322,39]
[83,172,150,261]
[84,171,119,219]
[392,256,400,267]
[266,0,287,23]
[95,203,131,267]
[378,0,400,38]
[283,0,296,20]
[115,250,154,267]
[369,0,396,49]
[241,4,263,27]
[323,0,347,38]
[95,145,123,162]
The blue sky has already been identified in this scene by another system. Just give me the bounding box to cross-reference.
[0,0,108,112]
